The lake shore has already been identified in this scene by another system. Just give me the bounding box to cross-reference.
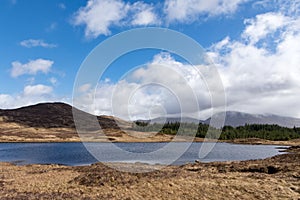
[1,133,300,147]
[0,145,299,199]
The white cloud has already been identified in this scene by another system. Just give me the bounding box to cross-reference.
[73,0,129,38]
[11,59,53,78]
[242,12,290,44]
[72,0,160,38]
[209,9,300,118]
[0,84,58,109]
[254,0,300,16]
[74,53,214,120]
[131,2,160,26]
[23,84,53,96]
[72,0,252,38]
[164,0,249,23]
[20,39,57,48]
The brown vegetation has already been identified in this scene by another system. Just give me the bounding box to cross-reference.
[0,146,299,199]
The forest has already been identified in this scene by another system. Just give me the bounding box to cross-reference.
[132,121,300,141]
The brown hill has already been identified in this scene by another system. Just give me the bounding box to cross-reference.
[0,102,128,130]
[0,103,75,128]
[0,103,175,142]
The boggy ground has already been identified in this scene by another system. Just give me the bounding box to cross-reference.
[0,146,299,200]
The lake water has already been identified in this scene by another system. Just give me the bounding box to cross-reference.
[0,142,287,166]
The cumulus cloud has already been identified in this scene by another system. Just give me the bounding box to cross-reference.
[73,0,128,38]
[23,84,53,96]
[74,53,215,120]
[20,39,57,48]
[209,8,300,117]
[72,0,160,38]
[72,0,251,38]
[11,59,53,78]
[242,12,290,44]
[130,2,160,26]
[72,0,256,38]
[164,0,249,23]
[0,84,58,109]
[254,0,300,16]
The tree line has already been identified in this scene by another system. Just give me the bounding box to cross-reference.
[132,121,300,141]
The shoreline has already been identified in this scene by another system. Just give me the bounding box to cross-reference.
[0,137,299,146]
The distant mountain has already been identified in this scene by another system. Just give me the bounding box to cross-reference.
[137,111,300,128]
[204,111,300,128]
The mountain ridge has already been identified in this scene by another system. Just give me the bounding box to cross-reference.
[204,111,300,128]
[141,111,300,128]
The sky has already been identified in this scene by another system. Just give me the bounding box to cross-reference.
[0,0,300,120]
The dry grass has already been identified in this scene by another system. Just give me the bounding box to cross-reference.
[0,146,299,199]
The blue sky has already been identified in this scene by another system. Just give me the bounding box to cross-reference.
[1,0,300,119]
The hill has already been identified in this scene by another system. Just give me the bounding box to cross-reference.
[0,102,130,130]
[0,103,173,142]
